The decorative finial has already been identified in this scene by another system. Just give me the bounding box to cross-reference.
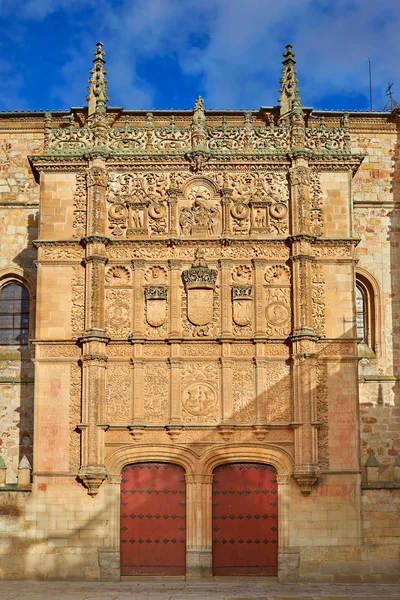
[278,44,301,117]
[191,95,207,148]
[86,42,109,116]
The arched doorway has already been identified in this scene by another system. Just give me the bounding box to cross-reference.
[212,463,278,576]
[120,462,186,575]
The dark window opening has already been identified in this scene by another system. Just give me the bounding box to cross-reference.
[0,283,29,345]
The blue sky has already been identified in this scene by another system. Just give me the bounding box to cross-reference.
[0,0,399,112]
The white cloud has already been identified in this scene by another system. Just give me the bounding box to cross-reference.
[1,0,399,110]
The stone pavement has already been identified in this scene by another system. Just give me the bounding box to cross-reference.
[0,581,400,600]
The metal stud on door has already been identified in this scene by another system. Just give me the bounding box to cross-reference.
[212,463,278,575]
[120,463,186,575]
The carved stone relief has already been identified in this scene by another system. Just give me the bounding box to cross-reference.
[182,252,218,335]
[312,263,326,336]
[72,172,87,238]
[105,363,131,423]
[316,361,329,469]
[69,362,81,470]
[264,264,290,285]
[232,362,256,422]
[71,266,85,337]
[144,265,168,284]
[264,362,292,422]
[105,265,131,286]
[179,180,221,236]
[181,362,219,422]
[106,289,131,337]
[309,170,323,236]
[265,288,291,337]
[228,172,289,236]
[143,363,169,423]
[107,241,290,261]
[231,264,252,284]
[232,286,253,335]
[107,172,169,237]
[144,286,168,337]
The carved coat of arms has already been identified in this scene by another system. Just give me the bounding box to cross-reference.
[232,286,253,327]
[182,251,217,327]
[145,286,167,327]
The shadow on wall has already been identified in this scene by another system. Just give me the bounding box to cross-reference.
[0,211,38,481]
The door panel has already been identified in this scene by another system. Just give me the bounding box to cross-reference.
[120,462,186,575]
[212,463,278,576]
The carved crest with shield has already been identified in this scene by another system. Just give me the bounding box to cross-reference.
[182,250,217,326]
[145,286,167,327]
[232,285,253,326]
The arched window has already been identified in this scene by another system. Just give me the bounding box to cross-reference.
[356,284,367,343]
[356,270,380,355]
[0,283,29,345]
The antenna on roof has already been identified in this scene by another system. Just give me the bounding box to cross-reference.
[383,82,400,112]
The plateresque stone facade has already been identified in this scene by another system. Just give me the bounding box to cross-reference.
[0,43,399,582]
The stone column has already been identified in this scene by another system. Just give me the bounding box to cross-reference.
[289,159,320,495]
[252,258,267,337]
[130,357,145,423]
[79,158,110,495]
[219,259,232,336]
[168,259,182,338]
[277,474,299,582]
[79,346,108,496]
[254,344,267,422]
[168,189,179,236]
[99,474,121,581]
[221,188,232,235]
[86,157,108,236]
[131,260,145,338]
[185,473,213,577]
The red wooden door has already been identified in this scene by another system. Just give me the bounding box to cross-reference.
[120,463,186,575]
[212,463,278,576]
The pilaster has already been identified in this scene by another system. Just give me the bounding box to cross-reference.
[219,351,234,423]
[219,259,233,336]
[252,258,267,337]
[169,356,182,423]
[168,259,183,337]
[185,473,213,577]
[131,260,146,337]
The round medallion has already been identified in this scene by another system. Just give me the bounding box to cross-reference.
[182,383,217,416]
[269,203,287,220]
[231,202,249,220]
[266,302,290,326]
[148,203,166,219]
